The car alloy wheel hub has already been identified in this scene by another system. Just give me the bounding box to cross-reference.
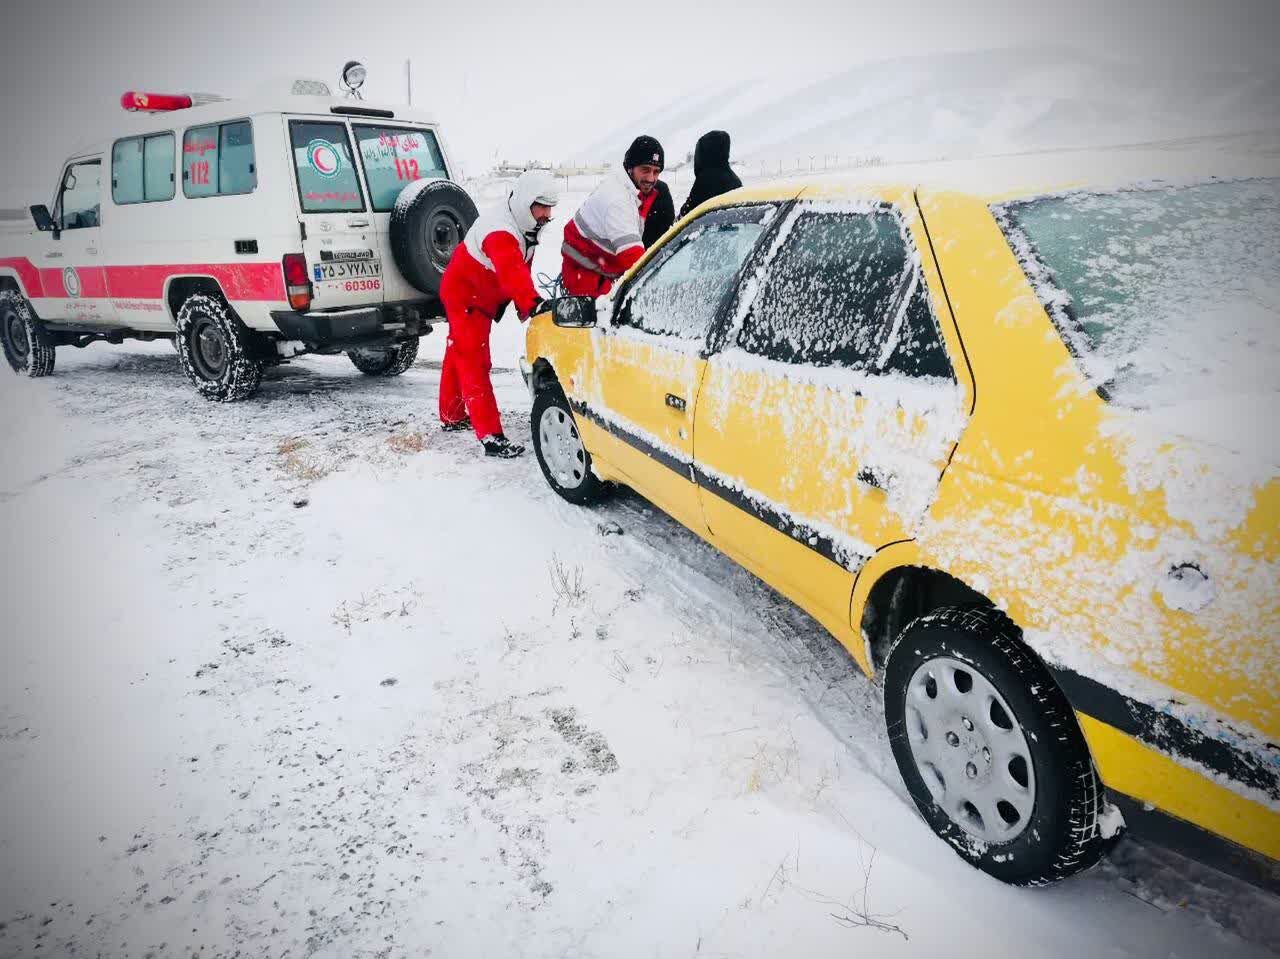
[903,655,1036,845]
[191,317,229,380]
[4,310,29,361]
[539,405,587,489]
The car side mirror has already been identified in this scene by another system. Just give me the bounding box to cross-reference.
[30,204,54,232]
[551,296,597,328]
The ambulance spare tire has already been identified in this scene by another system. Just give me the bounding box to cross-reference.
[389,179,479,296]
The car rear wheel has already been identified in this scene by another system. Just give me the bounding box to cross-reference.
[346,337,419,376]
[531,387,609,505]
[175,293,263,402]
[883,605,1109,885]
[1,290,56,377]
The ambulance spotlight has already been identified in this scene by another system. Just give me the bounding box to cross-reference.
[341,61,366,98]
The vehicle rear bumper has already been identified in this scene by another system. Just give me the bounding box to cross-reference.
[269,305,433,351]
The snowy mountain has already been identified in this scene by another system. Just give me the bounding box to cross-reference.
[569,46,1280,170]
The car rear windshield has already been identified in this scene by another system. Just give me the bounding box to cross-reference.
[994,179,1279,408]
[353,125,447,212]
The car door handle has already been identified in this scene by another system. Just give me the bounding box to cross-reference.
[45,251,63,259]
[857,465,892,491]
[86,247,99,255]
[346,218,370,228]
[665,393,687,412]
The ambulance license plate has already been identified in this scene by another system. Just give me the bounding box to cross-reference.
[314,259,382,282]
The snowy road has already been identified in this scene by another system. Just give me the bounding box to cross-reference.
[1,340,1277,958]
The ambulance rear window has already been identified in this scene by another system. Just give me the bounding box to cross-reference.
[183,120,256,198]
[353,125,447,212]
[290,121,365,213]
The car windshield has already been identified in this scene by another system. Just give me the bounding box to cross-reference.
[996,179,1280,409]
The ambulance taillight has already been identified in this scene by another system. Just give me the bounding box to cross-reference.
[120,91,194,112]
[282,254,312,311]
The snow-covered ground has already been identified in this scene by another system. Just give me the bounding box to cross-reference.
[1,338,1278,958]
[3,138,1280,956]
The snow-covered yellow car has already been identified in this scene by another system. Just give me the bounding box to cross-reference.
[523,172,1278,887]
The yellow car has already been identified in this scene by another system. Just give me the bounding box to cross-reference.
[523,175,1279,887]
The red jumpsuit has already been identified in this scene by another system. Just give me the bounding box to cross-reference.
[438,231,539,440]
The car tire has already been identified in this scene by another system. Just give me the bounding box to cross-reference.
[531,387,609,505]
[883,605,1108,885]
[175,293,263,402]
[346,337,419,376]
[389,180,479,296]
[1,289,56,377]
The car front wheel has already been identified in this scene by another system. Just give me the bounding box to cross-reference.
[883,605,1109,885]
[0,290,56,377]
[531,387,609,505]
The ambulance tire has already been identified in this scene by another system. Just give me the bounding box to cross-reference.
[0,289,56,377]
[389,180,478,296]
[346,337,419,376]
[175,293,263,402]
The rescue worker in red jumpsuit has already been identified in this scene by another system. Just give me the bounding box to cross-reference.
[560,135,664,297]
[438,169,560,457]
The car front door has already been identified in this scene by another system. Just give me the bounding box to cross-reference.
[692,194,964,629]
[285,118,386,311]
[592,204,777,532]
[39,157,117,327]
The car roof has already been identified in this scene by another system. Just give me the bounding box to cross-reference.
[67,93,440,159]
[699,136,1280,211]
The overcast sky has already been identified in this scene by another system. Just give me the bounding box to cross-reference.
[1,0,1276,204]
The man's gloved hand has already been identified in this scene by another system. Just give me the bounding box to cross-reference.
[523,298,554,322]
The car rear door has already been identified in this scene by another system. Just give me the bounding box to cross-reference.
[284,117,385,311]
[348,122,451,305]
[692,192,965,628]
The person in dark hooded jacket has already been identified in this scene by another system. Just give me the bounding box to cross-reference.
[678,130,742,218]
[643,178,675,248]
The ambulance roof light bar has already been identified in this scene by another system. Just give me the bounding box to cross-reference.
[120,91,193,112]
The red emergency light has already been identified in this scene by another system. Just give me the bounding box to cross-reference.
[120,91,193,112]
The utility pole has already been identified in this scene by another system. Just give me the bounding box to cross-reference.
[405,59,412,106]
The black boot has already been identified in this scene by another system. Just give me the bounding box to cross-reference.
[482,433,525,458]
[440,417,471,432]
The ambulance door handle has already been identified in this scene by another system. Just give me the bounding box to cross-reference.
[665,393,686,413]
[86,247,99,255]
[347,218,370,228]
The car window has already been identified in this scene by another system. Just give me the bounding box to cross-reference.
[143,134,175,201]
[353,125,447,212]
[736,210,912,369]
[184,121,255,198]
[290,120,364,214]
[622,205,773,341]
[183,125,220,198]
[58,160,101,230]
[218,121,256,195]
[881,284,954,380]
[112,139,144,204]
[996,179,1280,408]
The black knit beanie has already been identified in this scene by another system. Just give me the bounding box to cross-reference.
[624,135,664,172]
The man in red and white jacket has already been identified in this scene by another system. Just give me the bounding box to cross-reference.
[561,136,664,297]
[439,169,559,458]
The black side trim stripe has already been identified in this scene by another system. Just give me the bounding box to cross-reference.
[1107,789,1280,894]
[569,399,868,573]
[1051,665,1280,803]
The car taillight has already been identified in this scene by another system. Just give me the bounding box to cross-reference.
[282,254,312,311]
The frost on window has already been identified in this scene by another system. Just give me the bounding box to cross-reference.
[622,206,771,342]
[996,179,1280,408]
[882,283,953,380]
[736,211,914,370]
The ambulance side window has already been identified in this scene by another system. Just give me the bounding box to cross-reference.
[290,121,365,214]
[112,139,145,204]
[183,120,255,198]
[114,134,175,204]
[57,160,102,230]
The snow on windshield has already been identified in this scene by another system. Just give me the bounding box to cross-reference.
[995,179,1280,409]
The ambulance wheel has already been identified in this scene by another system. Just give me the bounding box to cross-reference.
[1,289,56,377]
[532,387,609,506]
[347,337,419,376]
[175,293,263,402]
[883,605,1108,885]
[389,180,478,296]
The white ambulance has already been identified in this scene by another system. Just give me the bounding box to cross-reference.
[0,68,477,400]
